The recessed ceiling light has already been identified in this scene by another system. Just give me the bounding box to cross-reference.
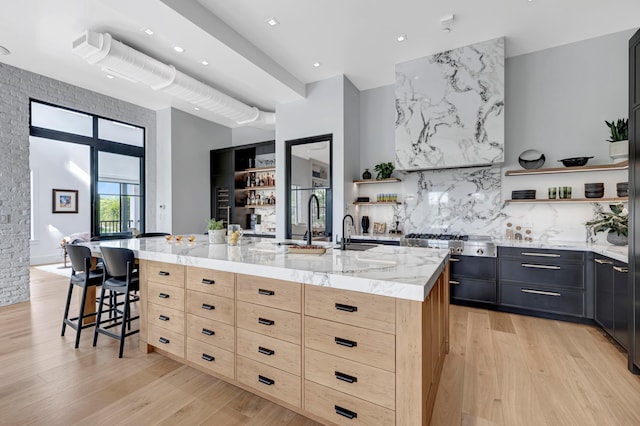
[143,28,154,36]
[201,60,209,66]
[396,34,407,42]
[313,61,321,67]
[174,46,185,53]
[442,27,452,33]
[0,45,10,55]
[106,74,115,79]
[194,107,200,111]
[266,17,279,26]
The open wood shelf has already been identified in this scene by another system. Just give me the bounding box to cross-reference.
[506,197,628,204]
[241,204,276,208]
[353,201,401,206]
[353,178,401,184]
[242,186,276,191]
[236,166,276,173]
[505,160,628,176]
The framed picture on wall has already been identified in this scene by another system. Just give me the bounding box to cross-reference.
[52,189,78,214]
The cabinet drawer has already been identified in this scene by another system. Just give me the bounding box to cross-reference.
[500,259,584,289]
[237,274,301,313]
[450,277,496,304]
[499,247,585,262]
[186,290,234,325]
[148,282,184,310]
[304,380,395,426]
[305,317,395,372]
[147,303,185,334]
[186,267,234,299]
[148,324,185,358]
[450,255,496,280]
[236,301,301,345]
[186,314,235,352]
[146,261,185,288]
[236,328,301,375]
[501,283,585,317]
[236,356,301,408]
[305,285,395,334]
[305,348,395,410]
[186,337,234,380]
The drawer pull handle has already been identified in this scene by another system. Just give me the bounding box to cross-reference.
[201,278,215,285]
[335,337,357,348]
[258,288,275,296]
[613,266,629,273]
[521,252,561,258]
[201,328,215,336]
[201,353,215,362]
[521,263,561,270]
[521,289,561,297]
[335,405,357,420]
[258,317,275,326]
[594,259,613,265]
[258,346,275,356]
[335,371,358,383]
[158,337,170,344]
[335,303,358,312]
[201,303,215,311]
[158,271,170,276]
[449,258,460,262]
[258,375,274,386]
[449,280,460,285]
[158,293,170,299]
[158,315,170,321]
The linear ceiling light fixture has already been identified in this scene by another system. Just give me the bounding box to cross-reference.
[71,31,275,127]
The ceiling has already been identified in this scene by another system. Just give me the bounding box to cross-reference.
[1,0,639,127]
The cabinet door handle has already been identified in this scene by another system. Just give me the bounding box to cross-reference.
[201,353,215,362]
[335,405,358,420]
[449,280,460,285]
[201,278,215,285]
[258,375,274,386]
[158,271,170,276]
[522,289,561,297]
[158,315,170,321]
[335,303,358,312]
[258,346,275,356]
[158,337,170,344]
[201,328,215,336]
[158,293,170,299]
[258,288,275,296]
[449,258,460,262]
[201,303,215,311]
[594,258,613,265]
[335,371,358,383]
[335,337,357,348]
[258,317,275,326]
[613,266,629,273]
[521,252,561,258]
[521,263,560,270]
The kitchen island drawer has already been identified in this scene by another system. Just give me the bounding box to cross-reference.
[236,301,301,345]
[148,324,185,358]
[147,303,185,334]
[236,328,301,375]
[450,277,496,304]
[500,283,585,317]
[186,291,235,325]
[236,356,301,408]
[186,267,234,298]
[186,337,234,379]
[186,314,235,352]
[148,282,185,310]
[500,259,584,289]
[146,261,185,287]
[499,247,585,262]
[237,274,301,313]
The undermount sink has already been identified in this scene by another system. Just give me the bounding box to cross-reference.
[335,242,378,251]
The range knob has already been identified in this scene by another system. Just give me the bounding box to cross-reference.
[476,248,484,256]
[456,247,463,254]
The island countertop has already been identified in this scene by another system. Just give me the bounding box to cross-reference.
[85,237,449,301]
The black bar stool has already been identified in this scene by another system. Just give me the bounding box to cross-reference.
[92,246,140,358]
[61,244,103,348]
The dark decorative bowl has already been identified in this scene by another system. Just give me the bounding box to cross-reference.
[518,150,545,169]
[558,156,594,167]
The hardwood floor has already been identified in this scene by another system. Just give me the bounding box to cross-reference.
[1,268,639,425]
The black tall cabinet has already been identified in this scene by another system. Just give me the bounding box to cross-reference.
[630,29,640,373]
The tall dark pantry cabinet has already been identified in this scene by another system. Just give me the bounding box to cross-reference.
[630,29,640,373]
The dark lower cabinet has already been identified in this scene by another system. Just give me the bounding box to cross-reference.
[449,256,497,305]
[613,262,630,349]
[594,256,629,350]
[450,276,497,304]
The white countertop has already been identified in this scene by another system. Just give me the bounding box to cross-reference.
[496,239,628,263]
[85,236,449,301]
[350,234,402,242]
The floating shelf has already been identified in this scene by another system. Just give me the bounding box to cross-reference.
[353,201,401,206]
[236,166,276,173]
[243,204,276,208]
[242,186,276,192]
[506,197,628,204]
[505,160,628,176]
[353,178,402,184]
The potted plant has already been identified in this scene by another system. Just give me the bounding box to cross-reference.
[606,118,628,161]
[374,162,395,180]
[585,203,629,245]
[207,218,226,244]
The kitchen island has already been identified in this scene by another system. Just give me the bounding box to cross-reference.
[86,237,450,426]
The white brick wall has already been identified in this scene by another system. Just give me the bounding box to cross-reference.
[0,63,157,306]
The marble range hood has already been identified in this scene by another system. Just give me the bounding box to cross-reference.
[395,37,505,171]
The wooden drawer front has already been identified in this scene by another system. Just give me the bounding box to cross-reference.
[236,356,301,408]
[499,247,585,262]
[501,283,585,317]
[186,314,234,352]
[148,282,185,310]
[305,285,395,334]
[236,328,301,375]
[186,267,234,299]
[147,303,185,334]
[305,317,395,372]
[147,261,185,288]
[304,380,395,426]
[450,277,497,304]
[500,259,584,289]
[305,348,395,410]
[186,291,235,325]
[148,324,185,358]
[236,301,301,345]
[186,337,234,380]
[237,274,301,313]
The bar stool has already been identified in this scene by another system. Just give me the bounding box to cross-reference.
[93,246,140,358]
[61,244,103,349]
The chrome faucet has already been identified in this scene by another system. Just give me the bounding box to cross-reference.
[307,194,320,246]
[341,214,354,250]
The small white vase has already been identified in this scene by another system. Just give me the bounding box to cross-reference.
[609,140,628,162]
[208,229,226,244]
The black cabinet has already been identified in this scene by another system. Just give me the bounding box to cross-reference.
[210,148,235,227]
[450,256,497,305]
[594,255,629,350]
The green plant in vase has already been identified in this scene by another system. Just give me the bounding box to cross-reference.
[585,203,629,245]
[374,162,394,180]
[605,118,628,142]
[207,218,226,243]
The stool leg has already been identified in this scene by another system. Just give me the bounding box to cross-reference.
[75,284,89,349]
[118,292,129,358]
[93,286,107,347]
[61,283,74,337]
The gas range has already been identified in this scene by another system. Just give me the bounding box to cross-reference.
[400,233,496,257]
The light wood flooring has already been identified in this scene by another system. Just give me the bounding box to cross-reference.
[1,268,639,425]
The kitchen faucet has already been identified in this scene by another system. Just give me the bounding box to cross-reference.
[341,214,354,250]
[306,194,320,246]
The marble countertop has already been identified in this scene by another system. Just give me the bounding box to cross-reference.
[350,234,402,242]
[85,236,449,301]
[496,239,628,263]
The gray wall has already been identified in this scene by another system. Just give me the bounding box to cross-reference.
[359,84,396,172]
[343,77,361,223]
[232,127,275,146]
[170,108,232,234]
[0,62,156,306]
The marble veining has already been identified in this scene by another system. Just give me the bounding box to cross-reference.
[395,37,504,171]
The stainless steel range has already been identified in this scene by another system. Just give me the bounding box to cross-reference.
[400,233,497,257]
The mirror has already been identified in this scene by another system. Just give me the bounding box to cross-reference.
[285,134,333,241]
